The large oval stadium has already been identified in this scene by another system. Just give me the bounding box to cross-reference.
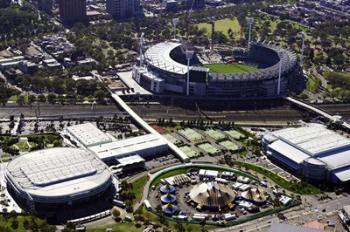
[132,40,302,98]
[5,147,112,209]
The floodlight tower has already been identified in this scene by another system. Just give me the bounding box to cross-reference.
[172,18,179,40]
[300,32,305,70]
[277,51,283,96]
[246,17,254,50]
[139,33,144,67]
[185,49,194,96]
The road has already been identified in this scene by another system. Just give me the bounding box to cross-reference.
[0,104,123,119]
[214,194,350,232]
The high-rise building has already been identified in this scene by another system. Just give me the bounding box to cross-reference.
[106,0,141,20]
[59,0,87,25]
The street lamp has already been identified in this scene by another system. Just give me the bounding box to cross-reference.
[185,49,194,96]
[299,32,305,70]
[277,51,283,96]
[246,17,254,50]
[172,18,179,40]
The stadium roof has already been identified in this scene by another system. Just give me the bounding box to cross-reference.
[6,148,111,200]
[66,123,113,147]
[272,123,350,156]
[144,41,209,75]
[145,41,188,75]
[88,134,168,161]
[269,139,310,164]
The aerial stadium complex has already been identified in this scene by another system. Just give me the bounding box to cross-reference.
[263,123,350,184]
[132,39,301,98]
[5,148,112,211]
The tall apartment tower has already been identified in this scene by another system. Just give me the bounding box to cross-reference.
[106,0,141,20]
[59,0,87,25]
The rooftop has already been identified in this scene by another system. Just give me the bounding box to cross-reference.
[6,148,111,199]
[272,123,350,156]
[88,134,168,160]
[66,122,113,147]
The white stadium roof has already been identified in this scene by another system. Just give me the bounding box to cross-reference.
[66,123,113,147]
[269,139,310,164]
[145,41,188,75]
[272,123,350,156]
[6,148,111,202]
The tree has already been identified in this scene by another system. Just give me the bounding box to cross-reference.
[11,219,19,230]
[94,90,106,104]
[16,95,25,106]
[47,94,56,104]
[112,207,121,218]
[28,95,36,105]
[38,94,46,103]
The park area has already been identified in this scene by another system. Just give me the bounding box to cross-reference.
[203,63,257,74]
[197,18,241,39]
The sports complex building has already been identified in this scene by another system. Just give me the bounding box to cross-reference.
[132,40,301,98]
[5,148,112,211]
[262,123,350,184]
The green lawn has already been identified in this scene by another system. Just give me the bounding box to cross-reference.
[131,175,149,203]
[197,18,241,38]
[204,63,257,74]
[13,141,29,152]
[306,74,321,93]
[88,222,145,232]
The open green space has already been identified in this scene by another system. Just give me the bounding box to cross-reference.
[205,129,226,141]
[163,134,182,145]
[13,140,30,152]
[197,18,241,38]
[0,214,54,232]
[179,145,199,158]
[219,140,239,151]
[306,74,321,93]
[88,222,145,232]
[204,63,257,74]
[225,130,246,140]
[197,143,220,155]
[178,128,203,144]
[131,175,149,203]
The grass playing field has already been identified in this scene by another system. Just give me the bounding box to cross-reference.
[197,18,241,39]
[203,63,258,74]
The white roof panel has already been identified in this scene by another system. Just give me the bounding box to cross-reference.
[66,122,112,147]
[273,124,350,155]
[269,139,310,164]
[89,134,167,160]
[334,168,350,182]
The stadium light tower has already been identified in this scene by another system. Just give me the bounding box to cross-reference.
[139,33,144,67]
[277,51,283,96]
[246,17,254,50]
[300,32,305,70]
[185,49,194,96]
[172,18,179,40]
